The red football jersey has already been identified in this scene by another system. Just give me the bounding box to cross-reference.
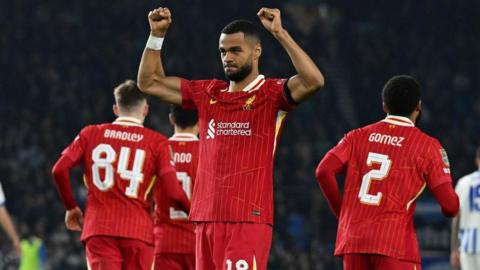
[181,75,295,224]
[328,115,453,262]
[154,133,199,254]
[61,117,175,244]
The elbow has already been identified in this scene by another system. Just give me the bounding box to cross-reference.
[307,74,325,94]
[314,74,325,91]
[136,77,151,94]
[315,164,328,184]
[51,156,71,182]
[51,162,61,180]
[443,196,460,218]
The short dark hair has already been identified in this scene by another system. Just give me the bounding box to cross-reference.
[476,146,480,159]
[170,105,198,129]
[113,80,147,111]
[221,19,260,43]
[382,75,421,116]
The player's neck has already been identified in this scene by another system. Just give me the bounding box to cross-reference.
[174,126,198,136]
[386,114,416,124]
[116,114,144,124]
[228,71,261,92]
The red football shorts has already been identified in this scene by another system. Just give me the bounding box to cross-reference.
[343,253,422,270]
[195,222,272,270]
[154,253,195,270]
[85,235,154,270]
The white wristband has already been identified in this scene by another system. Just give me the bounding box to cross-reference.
[146,35,164,50]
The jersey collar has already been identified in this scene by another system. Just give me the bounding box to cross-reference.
[225,74,266,93]
[382,115,415,127]
[113,116,144,127]
[169,133,199,141]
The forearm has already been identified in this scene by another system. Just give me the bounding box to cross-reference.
[158,171,191,213]
[51,155,77,210]
[275,30,324,91]
[137,42,182,104]
[138,47,163,91]
[0,208,20,245]
[431,182,459,217]
[451,215,460,251]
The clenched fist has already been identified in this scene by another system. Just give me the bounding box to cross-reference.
[257,8,284,37]
[148,7,172,37]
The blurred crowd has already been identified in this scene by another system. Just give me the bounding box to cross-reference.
[1,0,478,269]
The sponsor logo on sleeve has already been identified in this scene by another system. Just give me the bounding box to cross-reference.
[440,148,450,166]
[440,148,450,174]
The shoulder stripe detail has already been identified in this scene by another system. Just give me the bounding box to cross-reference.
[272,110,288,156]
[144,176,157,201]
[407,182,426,210]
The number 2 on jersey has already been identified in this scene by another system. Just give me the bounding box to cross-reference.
[358,152,392,205]
[91,144,145,198]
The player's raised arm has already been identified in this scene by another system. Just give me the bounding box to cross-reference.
[257,8,325,103]
[137,7,183,105]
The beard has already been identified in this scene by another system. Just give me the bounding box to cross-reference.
[224,61,253,82]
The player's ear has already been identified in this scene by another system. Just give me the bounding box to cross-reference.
[143,103,149,117]
[254,43,262,60]
[382,102,389,114]
[113,104,119,116]
[169,113,175,126]
[416,100,422,111]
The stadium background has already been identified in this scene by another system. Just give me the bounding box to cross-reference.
[1,0,478,269]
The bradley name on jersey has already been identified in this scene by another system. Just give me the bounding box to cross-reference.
[104,129,144,142]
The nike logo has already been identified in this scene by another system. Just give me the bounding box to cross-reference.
[209,99,218,104]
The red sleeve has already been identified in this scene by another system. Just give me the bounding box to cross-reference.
[51,155,77,210]
[431,182,459,217]
[423,140,453,189]
[156,171,191,213]
[156,141,176,177]
[315,152,346,218]
[270,78,297,112]
[180,79,210,110]
[51,129,88,210]
[329,131,354,164]
[61,128,88,163]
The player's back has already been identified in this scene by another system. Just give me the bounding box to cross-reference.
[154,133,199,254]
[456,171,480,254]
[337,115,449,262]
[78,118,173,244]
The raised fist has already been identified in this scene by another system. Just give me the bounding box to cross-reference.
[257,8,284,36]
[148,7,172,37]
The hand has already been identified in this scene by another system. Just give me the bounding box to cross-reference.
[257,8,284,37]
[148,7,172,37]
[65,206,83,231]
[450,250,460,268]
